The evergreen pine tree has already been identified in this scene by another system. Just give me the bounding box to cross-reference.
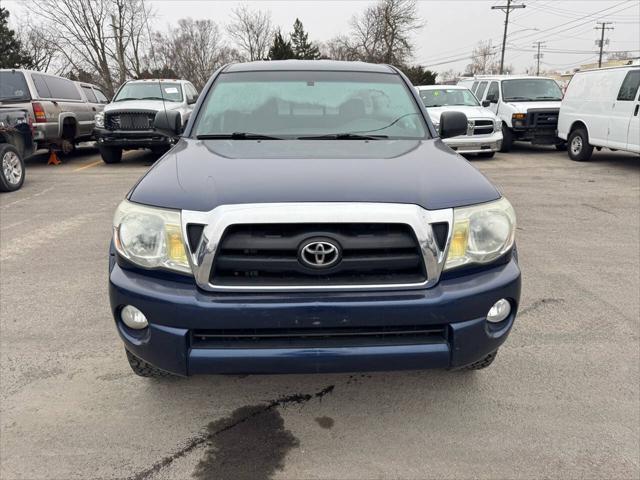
[0,7,31,69]
[290,19,320,60]
[268,30,296,60]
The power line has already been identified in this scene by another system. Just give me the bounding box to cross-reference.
[595,21,615,67]
[533,41,546,75]
[492,0,527,74]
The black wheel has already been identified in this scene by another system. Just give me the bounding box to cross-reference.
[567,128,593,161]
[499,124,513,152]
[125,350,174,378]
[99,146,122,164]
[0,144,25,192]
[151,146,170,157]
[555,142,567,151]
[477,151,495,158]
[458,350,498,371]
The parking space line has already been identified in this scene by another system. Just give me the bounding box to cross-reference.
[73,160,103,172]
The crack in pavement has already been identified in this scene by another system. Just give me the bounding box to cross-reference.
[126,385,334,480]
[517,297,565,317]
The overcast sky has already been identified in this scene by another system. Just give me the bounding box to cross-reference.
[5,0,640,75]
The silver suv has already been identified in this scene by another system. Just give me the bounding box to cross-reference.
[0,69,107,153]
[94,79,198,163]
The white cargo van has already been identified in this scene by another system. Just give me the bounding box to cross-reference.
[558,64,639,161]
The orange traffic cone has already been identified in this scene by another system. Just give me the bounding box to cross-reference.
[47,150,61,165]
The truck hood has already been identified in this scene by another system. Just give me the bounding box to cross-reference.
[507,101,561,112]
[129,138,501,212]
[104,100,183,113]
[427,105,497,122]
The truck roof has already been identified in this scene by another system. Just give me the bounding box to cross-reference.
[224,60,395,74]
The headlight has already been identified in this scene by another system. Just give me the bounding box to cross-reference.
[494,118,502,130]
[95,112,105,128]
[444,197,516,270]
[113,200,191,274]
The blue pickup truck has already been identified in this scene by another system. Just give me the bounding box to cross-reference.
[109,61,521,377]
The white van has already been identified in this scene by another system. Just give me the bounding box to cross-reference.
[462,75,564,152]
[558,64,639,161]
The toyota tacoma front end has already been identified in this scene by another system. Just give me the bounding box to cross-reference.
[108,60,521,377]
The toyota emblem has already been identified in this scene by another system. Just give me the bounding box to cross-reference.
[299,239,341,269]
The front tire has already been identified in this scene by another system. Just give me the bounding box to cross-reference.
[99,146,122,164]
[567,128,593,161]
[125,350,175,378]
[0,144,25,192]
[499,124,513,152]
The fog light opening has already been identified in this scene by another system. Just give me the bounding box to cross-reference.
[487,299,511,324]
[121,305,148,330]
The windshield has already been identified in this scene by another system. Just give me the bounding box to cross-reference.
[502,79,562,102]
[193,71,428,139]
[113,82,182,102]
[419,88,479,107]
[0,71,31,102]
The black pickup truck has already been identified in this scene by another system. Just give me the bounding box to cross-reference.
[0,107,33,192]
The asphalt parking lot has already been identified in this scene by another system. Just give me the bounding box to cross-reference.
[1,144,639,480]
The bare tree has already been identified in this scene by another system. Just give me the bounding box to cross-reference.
[27,0,152,95]
[465,40,499,75]
[226,5,273,61]
[154,19,240,90]
[17,20,61,73]
[347,0,423,65]
[321,36,361,61]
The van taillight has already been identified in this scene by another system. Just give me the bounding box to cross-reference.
[32,103,46,123]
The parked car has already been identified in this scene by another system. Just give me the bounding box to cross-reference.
[0,107,34,192]
[109,60,521,378]
[94,79,199,163]
[416,85,502,157]
[462,75,564,152]
[0,69,106,154]
[558,64,639,161]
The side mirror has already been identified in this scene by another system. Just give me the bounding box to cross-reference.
[188,95,198,105]
[482,100,491,108]
[154,110,182,136]
[439,111,468,139]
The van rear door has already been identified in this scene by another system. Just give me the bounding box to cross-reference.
[607,68,640,151]
[624,71,640,153]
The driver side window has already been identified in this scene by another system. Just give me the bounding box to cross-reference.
[486,82,499,103]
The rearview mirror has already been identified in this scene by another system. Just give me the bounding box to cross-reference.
[482,100,491,108]
[154,110,182,136]
[439,111,468,139]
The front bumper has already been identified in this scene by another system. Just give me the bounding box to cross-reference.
[109,254,521,376]
[94,128,171,149]
[443,131,502,154]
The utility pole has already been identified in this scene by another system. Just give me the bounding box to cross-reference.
[533,41,546,76]
[492,0,526,74]
[595,22,614,68]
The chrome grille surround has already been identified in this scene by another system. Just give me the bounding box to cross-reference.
[181,203,453,292]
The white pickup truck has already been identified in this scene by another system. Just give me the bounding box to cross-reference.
[462,75,564,152]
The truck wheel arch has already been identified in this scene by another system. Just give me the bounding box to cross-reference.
[569,120,589,138]
[58,113,78,140]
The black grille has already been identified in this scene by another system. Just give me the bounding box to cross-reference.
[529,109,559,128]
[105,111,155,131]
[472,119,494,135]
[210,223,428,287]
[191,325,447,349]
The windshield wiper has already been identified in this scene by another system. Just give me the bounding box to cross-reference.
[196,132,283,140]
[505,96,533,101]
[114,97,139,102]
[0,96,28,102]
[297,133,388,140]
[535,96,561,100]
[140,96,176,101]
